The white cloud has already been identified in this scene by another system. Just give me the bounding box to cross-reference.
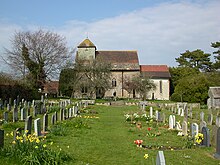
[0,0,220,73]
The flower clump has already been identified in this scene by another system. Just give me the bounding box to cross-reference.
[134,140,143,147]
[195,133,204,144]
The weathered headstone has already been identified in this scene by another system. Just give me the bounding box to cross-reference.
[0,129,4,148]
[7,104,11,111]
[69,108,72,118]
[155,110,159,121]
[24,116,32,135]
[180,109,184,117]
[34,118,41,136]
[13,107,18,122]
[162,113,166,123]
[33,105,37,117]
[214,127,220,159]
[207,114,213,125]
[169,115,174,129]
[43,113,48,132]
[176,122,182,131]
[20,108,27,121]
[150,107,153,118]
[216,116,220,127]
[3,111,8,122]
[201,127,210,147]
[200,121,207,132]
[60,109,63,121]
[51,114,55,125]
[182,121,188,136]
[178,108,181,115]
[156,151,166,165]
[55,111,58,121]
[191,123,199,137]
[200,112,204,121]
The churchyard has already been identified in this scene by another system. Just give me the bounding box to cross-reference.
[0,97,220,164]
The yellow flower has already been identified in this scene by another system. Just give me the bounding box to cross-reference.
[36,138,40,143]
[144,154,149,159]
[25,130,29,133]
[171,148,174,151]
[50,142,53,145]
[6,133,9,137]
[20,140,23,143]
[33,132,37,136]
[67,146,70,148]
[60,148,62,151]
[10,132,13,136]
[43,144,47,148]
[35,146,39,149]
[16,136,20,140]
[12,141,16,144]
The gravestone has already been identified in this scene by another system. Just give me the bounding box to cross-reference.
[155,110,159,121]
[13,107,18,122]
[189,106,193,119]
[0,129,4,148]
[212,125,218,147]
[214,127,220,159]
[178,108,181,115]
[176,122,182,131]
[150,107,153,118]
[34,118,41,136]
[51,114,55,125]
[43,113,48,132]
[55,112,58,121]
[156,151,166,165]
[200,121,207,132]
[216,116,220,127]
[200,112,204,121]
[162,113,166,123]
[182,121,188,136]
[33,105,37,117]
[3,111,8,122]
[180,109,184,117]
[20,108,27,121]
[201,127,210,147]
[172,115,176,128]
[69,108,72,118]
[60,109,63,121]
[25,116,32,135]
[169,115,174,129]
[207,114,213,125]
[7,104,11,111]
[191,123,199,137]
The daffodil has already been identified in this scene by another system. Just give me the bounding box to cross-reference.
[35,146,39,149]
[144,154,149,159]
[43,144,47,148]
[6,133,9,137]
[36,138,40,143]
[25,130,29,133]
[10,132,13,136]
[12,141,16,144]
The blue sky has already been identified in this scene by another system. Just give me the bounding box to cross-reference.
[0,0,220,72]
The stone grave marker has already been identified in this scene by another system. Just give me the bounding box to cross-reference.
[169,115,174,129]
[180,109,184,117]
[201,127,210,147]
[7,104,11,111]
[162,113,166,123]
[34,118,41,136]
[33,105,37,117]
[51,114,55,125]
[13,107,18,122]
[0,129,4,148]
[207,114,213,125]
[24,116,32,135]
[182,121,188,136]
[150,107,153,118]
[178,108,181,115]
[155,110,159,121]
[20,108,27,121]
[200,121,207,132]
[200,112,204,121]
[60,109,63,121]
[216,116,220,127]
[3,111,8,122]
[214,127,220,159]
[156,151,166,165]
[176,122,182,131]
[212,125,218,147]
[69,108,72,118]
[191,123,199,137]
[43,113,48,132]
[55,111,58,121]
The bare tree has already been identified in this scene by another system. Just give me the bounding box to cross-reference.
[4,29,70,89]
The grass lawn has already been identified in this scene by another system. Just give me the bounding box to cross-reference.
[0,104,220,164]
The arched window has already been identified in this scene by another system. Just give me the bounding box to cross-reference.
[81,86,88,93]
[112,78,117,87]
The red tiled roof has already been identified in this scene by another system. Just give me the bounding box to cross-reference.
[96,51,140,70]
[140,65,171,78]
[140,65,169,72]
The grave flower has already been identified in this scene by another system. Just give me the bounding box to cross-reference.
[134,140,143,146]
[195,133,203,144]
[144,154,149,159]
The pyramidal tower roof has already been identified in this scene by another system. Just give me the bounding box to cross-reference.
[78,38,96,48]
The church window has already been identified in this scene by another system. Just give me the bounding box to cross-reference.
[159,80,162,93]
[81,86,88,94]
[112,78,117,87]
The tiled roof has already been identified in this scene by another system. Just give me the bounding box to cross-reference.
[140,65,171,78]
[96,51,140,70]
[78,38,96,48]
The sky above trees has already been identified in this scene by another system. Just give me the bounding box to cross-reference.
[0,0,220,72]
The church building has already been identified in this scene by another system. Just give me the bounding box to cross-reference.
[75,38,171,100]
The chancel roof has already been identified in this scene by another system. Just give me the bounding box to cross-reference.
[140,65,171,79]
